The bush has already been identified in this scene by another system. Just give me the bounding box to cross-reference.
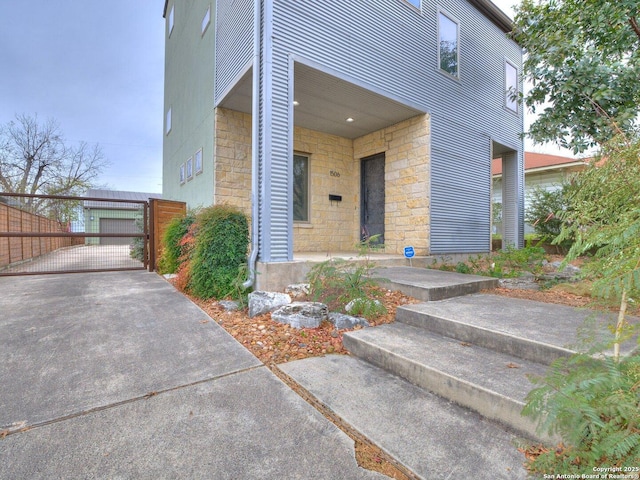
[188,204,249,300]
[525,184,573,251]
[157,213,196,274]
[307,258,387,317]
[522,351,640,474]
[493,244,546,277]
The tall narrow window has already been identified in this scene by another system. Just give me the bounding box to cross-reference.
[168,4,175,36]
[165,107,172,135]
[505,61,518,112]
[201,6,211,35]
[438,11,459,77]
[293,154,309,222]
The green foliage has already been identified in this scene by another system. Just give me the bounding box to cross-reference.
[493,244,547,277]
[512,0,640,152]
[556,136,640,303]
[157,213,196,274]
[188,204,249,300]
[306,258,387,317]
[344,297,387,318]
[522,352,640,474]
[525,184,573,250]
[129,211,145,262]
[455,262,471,274]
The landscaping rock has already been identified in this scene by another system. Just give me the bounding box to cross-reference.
[271,302,328,329]
[285,283,311,298]
[499,272,540,290]
[219,300,240,311]
[248,291,291,318]
[328,312,369,330]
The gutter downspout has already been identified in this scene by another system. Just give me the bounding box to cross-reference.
[243,0,261,289]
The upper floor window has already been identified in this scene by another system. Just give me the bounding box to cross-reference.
[404,0,421,9]
[505,60,518,113]
[201,6,211,35]
[168,4,175,37]
[293,154,309,222]
[438,11,459,78]
[166,107,172,135]
[195,148,203,174]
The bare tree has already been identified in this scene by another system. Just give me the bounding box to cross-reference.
[0,114,108,200]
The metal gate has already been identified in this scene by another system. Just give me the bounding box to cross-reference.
[0,192,150,276]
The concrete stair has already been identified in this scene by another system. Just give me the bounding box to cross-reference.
[343,292,625,442]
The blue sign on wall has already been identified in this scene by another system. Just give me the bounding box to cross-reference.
[404,246,415,258]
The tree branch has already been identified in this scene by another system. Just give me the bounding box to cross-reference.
[630,17,640,42]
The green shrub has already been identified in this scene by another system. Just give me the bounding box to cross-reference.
[129,211,146,262]
[157,212,196,274]
[522,351,640,474]
[188,204,249,300]
[493,244,546,276]
[307,258,387,317]
[526,184,573,251]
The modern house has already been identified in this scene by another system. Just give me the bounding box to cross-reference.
[162,0,524,289]
[492,152,586,234]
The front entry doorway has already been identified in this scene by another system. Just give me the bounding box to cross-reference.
[361,153,385,245]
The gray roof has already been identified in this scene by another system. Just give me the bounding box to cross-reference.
[84,189,162,210]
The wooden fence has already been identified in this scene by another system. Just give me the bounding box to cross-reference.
[149,198,187,271]
[0,203,80,269]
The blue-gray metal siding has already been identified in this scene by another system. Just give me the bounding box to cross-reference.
[214,0,253,102]
[268,0,522,255]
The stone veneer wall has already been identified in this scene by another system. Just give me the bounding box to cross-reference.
[214,108,430,255]
[214,108,252,215]
[353,114,431,255]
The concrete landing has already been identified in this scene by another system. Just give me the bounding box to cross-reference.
[374,267,499,301]
[279,355,528,480]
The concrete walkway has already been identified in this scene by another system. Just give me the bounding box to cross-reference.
[0,272,382,479]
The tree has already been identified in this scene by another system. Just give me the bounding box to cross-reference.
[512,0,640,153]
[0,114,108,205]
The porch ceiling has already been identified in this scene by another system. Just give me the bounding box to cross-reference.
[217,63,425,139]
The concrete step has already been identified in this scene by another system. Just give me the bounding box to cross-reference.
[278,355,529,480]
[396,293,633,365]
[343,322,549,441]
[373,267,499,302]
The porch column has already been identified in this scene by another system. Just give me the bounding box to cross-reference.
[257,4,293,262]
[501,150,524,248]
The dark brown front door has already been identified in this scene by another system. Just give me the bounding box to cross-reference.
[361,153,385,245]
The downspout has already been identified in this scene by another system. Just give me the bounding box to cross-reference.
[243,0,261,289]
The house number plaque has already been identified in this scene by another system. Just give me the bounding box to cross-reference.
[330,170,341,177]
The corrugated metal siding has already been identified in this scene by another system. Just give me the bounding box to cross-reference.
[267,0,522,254]
[215,0,253,102]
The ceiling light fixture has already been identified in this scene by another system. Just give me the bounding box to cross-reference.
[345,117,354,122]
[293,100,300,106]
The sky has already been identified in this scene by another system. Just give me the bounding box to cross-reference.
[0,1,567,198]
[0,1,165,194]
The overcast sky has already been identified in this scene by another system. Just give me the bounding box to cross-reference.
[1,1,165,194]
[1,1,552,197]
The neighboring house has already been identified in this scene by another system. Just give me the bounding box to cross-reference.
[84,189,162,245]
[492,152,586,234]
[162,0,524,288]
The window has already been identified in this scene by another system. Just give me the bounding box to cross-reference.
[168,4,175,36]
[195,148,203,174]
[438,11,459,78]
[179,163,185,184]
[293,154,309,222]
[186,157,193,180]
[404,0,420,8]
[201,6,211,35]
[166,107,172,135]
[505,60,518,113]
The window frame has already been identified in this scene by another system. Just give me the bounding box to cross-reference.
[186,156,193,181]
[293,153,310,223]
[179,163,185,184]
[437,9,460,79]
[201,5,211,36]
[195,148,203,175]
[504,59,519,114]
[168,4,175,37]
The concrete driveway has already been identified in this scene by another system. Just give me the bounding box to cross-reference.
[0,271,381,479]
